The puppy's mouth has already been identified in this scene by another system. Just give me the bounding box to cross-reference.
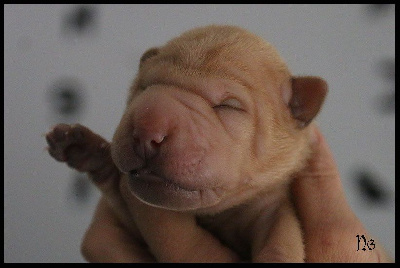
[129,168,197,192]
[127,168,219,211]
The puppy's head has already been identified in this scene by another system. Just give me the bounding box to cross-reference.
[111,25,327,213]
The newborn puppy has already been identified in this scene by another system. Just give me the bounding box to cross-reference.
[46,25,327,262]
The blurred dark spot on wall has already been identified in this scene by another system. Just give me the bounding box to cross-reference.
[353,167,389,206]
[62,5,98,36]
[378,58,395,80]
[376,91,395,114]
[364,4,394,19]
[69,172,92,205]
[374,58,395,114]
[48,78,85,117]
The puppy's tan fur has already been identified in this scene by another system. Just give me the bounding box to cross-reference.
[46,25,327,262]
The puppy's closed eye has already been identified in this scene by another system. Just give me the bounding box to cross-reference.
[213,98,243,111]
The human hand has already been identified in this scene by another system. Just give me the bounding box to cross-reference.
[291,125,392,262]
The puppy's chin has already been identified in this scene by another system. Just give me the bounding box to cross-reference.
[127,170,222,211]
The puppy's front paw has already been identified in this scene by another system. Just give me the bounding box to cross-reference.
[45,123,110,172]
[46,124,85,161]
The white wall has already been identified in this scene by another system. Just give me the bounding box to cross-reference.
[4,4,395,262]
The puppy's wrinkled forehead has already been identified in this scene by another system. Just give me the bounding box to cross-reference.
[139,25,290,87]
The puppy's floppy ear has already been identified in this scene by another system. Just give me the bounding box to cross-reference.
[286,76,328,128]
[139,47,159,68]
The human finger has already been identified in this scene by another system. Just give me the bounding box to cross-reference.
[81,196,155,263]
[291,125,388,262]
